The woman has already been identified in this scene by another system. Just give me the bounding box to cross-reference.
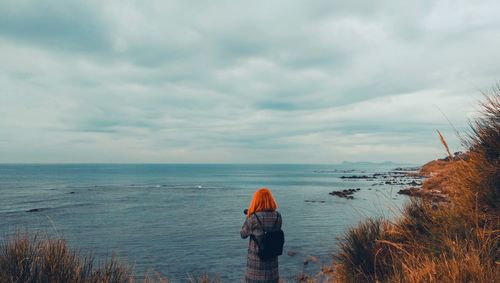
[240,188,282,283]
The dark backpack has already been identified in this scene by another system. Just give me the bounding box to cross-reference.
[252,212,285,260]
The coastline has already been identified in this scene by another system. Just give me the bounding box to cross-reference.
[2,151,496,283]
[318,94,499,283]
[1,94,498,282]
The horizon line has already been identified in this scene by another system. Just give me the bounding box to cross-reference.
[0,161,421,166]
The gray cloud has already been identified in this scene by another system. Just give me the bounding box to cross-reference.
[0,0,498,163]
[0,1,110,53]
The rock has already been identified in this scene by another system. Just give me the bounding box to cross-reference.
[408,180,421,186]
[287,251,297,257]
[329,188,358,199]
[397,187,420,196]
[340,175,373,179]
[308,255,319,263]
[394,166,421,171]
[27,208,40,212]
[398,187,449,203]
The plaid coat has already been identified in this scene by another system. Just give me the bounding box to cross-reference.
[240,211,282,283]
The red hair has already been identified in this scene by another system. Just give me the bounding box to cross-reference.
[247,188,278,217]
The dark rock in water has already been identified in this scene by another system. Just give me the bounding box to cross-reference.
[287,251,297,257]
[340,175,373,179]
[313,169,344,173]
[407,180,422,186]
[398,187,420,196]
[329,188,358,199]
[390,171,408,175]
[69,191,75,194]
[394,166,421,171]
[304,200,326,203]
[27,208,41,212]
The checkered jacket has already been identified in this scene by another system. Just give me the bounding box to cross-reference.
[241,211,282,283]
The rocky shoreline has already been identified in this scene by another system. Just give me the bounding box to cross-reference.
[327,167,426,200]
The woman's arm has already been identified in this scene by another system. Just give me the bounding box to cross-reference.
[240,216,252,239]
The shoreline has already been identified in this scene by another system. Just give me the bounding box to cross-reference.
[1,93,498,282]
[1,163,413,282]
[0,153,497,282]
[317,94,500,283]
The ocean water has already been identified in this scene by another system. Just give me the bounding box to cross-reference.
[0,164,415,282]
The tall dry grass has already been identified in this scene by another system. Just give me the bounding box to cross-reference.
[0,233,219,283]
[0,232,136,283]
[436,130,452,159]
[333,88,500,283]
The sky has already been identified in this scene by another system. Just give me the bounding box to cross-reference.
[0,0,499,164]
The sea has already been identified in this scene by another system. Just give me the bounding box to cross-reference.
[0,163,417,282]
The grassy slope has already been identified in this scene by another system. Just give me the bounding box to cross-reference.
[328,91,499,282]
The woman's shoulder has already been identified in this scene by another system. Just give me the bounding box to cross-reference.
[254,210,278,214]
[254,210,281,219]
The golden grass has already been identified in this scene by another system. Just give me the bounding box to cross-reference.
[332,88,500,283]
[436,130,452,160]
[0,233,221,283]
[0,232,135,283]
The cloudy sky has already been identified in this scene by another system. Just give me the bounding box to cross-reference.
[1,0,499,164]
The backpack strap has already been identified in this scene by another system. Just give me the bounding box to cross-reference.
[250,213,263,249]
[250,233,260,249]
[250,212,280,249]
[254,211,280,233]
[254,212,266,232]
[274,212,280,227]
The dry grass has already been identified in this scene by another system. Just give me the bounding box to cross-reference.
[332,88,500,283]
[0,232,136,283]
[0,233,221,283]
[437,130,452,159]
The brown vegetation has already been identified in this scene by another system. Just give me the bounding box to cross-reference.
[0,233,220,283]
[331,89,500,282]
[0,233,136,283]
